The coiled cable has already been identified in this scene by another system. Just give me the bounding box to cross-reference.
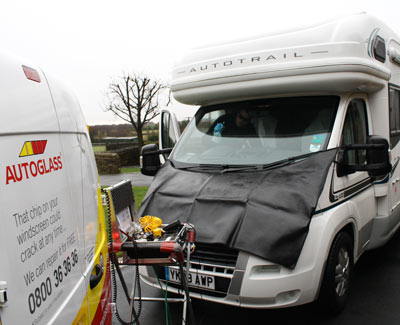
[104,189,141,325]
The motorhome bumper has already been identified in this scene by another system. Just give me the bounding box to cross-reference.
[139,211,339,308]
[140,260,319,308]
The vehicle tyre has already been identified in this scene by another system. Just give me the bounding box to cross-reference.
[318,231,353,314]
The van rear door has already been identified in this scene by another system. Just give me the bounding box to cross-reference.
[45,75,111,324]
[0,55,90,324]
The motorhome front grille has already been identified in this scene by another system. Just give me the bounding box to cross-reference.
[187,243,239,268]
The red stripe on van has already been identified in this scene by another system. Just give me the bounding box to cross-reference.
[91,256,112,324]
[31,141,39,155]
[40,140,47,153]
[36,141,42,154]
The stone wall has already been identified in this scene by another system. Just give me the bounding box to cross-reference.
[94,152,120,174]
[110,146,140,166]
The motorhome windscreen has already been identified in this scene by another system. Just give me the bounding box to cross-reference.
[172,96,339,165]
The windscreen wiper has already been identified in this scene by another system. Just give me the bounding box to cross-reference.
[220,152,318,174]
[172,152,318,174]
[174,163,225,172]
[220,161,289,174]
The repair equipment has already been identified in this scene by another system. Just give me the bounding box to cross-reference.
[103,180,196,325]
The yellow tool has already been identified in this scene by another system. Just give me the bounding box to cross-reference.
[139,215,163,237]
[152,227,163,238]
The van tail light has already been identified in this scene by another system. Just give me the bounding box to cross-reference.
[22,65,41,83]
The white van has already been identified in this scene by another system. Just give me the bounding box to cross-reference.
[139,13,400,313]
[0,53,111,324]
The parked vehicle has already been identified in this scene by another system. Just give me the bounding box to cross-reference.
[0,53,111,324]
[139,13,400,312]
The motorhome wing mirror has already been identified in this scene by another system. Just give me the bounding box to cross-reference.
[141,144,161,176]
[140,144,173,176]
[366,135,392,177]
[336,135,391,177]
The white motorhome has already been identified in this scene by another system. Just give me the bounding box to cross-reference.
[0,53,111,323]
[139,13,400,312]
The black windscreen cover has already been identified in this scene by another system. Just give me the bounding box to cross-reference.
[139,149,337,268]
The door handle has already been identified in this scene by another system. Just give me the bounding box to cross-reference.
[90,263,104,289]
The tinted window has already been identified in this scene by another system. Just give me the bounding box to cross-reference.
[389,86,400,148]
[172,96,339,165]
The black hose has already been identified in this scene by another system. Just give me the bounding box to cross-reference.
[104,189,140,325]
[179,262,196,325]
[130,236,142,321]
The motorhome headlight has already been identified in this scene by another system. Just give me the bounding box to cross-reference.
[250,264,281,279]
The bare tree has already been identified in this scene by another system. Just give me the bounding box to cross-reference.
[106,73,170,148]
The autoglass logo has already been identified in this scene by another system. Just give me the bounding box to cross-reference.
[19,140,48,157]
[6,140,63,185]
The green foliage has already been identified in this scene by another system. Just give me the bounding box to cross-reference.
[133,186,148,211]
[147,133,159,142]
[92,145,106,153]
[101,185,148,213]
[90,124,159,147]
[179,119,190,132]
[120,166,141,173]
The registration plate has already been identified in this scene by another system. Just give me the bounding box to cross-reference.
[166,267,215,290]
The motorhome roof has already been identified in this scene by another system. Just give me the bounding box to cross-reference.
[171,13,400,106]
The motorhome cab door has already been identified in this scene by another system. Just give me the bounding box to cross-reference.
[331,95,377,254]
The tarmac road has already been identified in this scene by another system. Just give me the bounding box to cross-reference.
[100,172,153,187]
[111,230,400,324]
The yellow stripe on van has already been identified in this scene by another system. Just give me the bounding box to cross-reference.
[26,142,33,155]
[73,184,111,324]
[19,141,34,157]
[19,142,28,157]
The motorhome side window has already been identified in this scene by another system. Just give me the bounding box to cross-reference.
[389,86,400,148]
[341,99,369,165]
[171,96,339,166]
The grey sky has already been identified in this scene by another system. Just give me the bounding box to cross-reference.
[1,0,399,125]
